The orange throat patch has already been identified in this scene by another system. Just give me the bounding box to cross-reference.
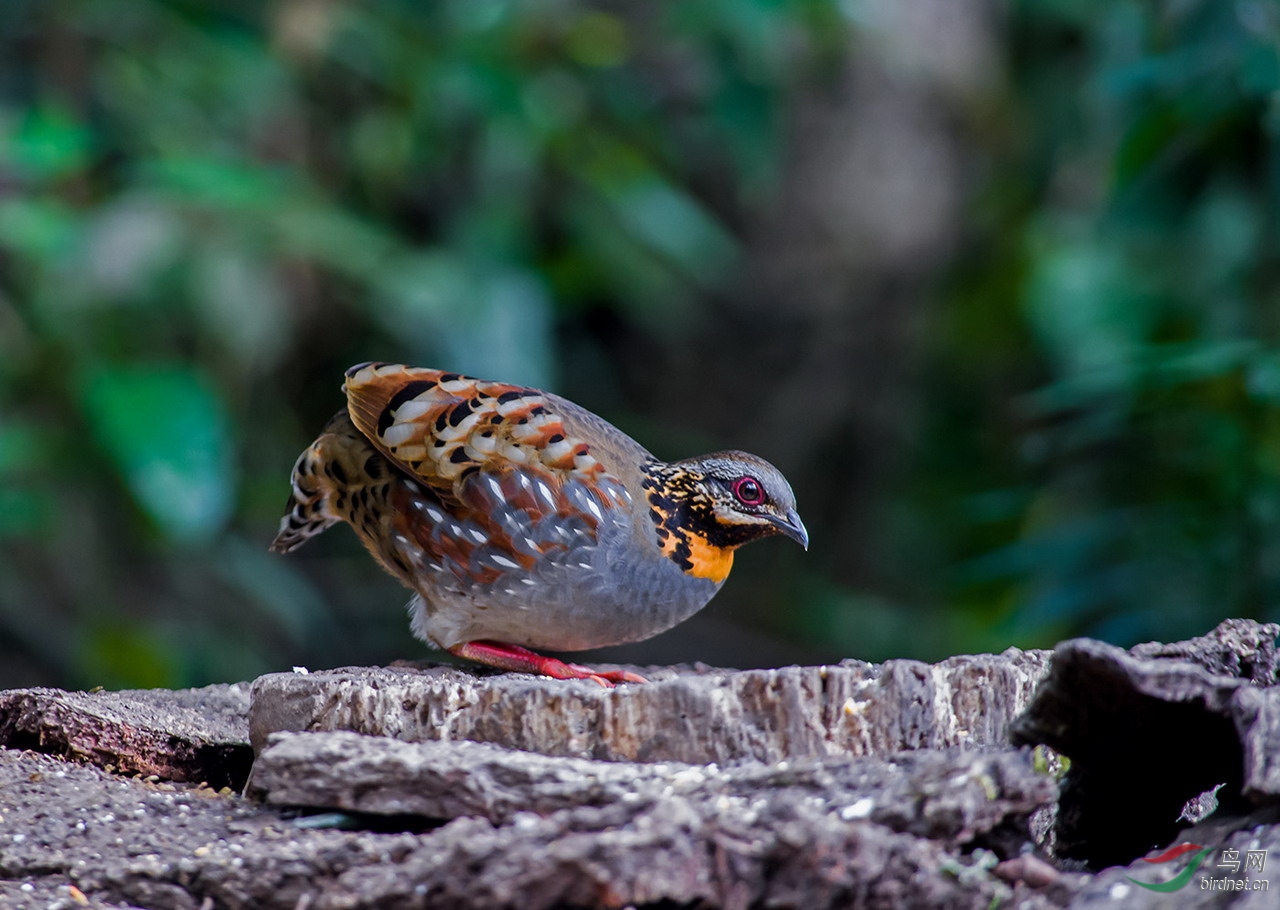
[661,529,735,583]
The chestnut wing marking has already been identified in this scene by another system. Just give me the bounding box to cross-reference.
[344,363,609,511]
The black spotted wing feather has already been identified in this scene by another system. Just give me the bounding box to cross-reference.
[341,363,634,598]
[344,363,610,504]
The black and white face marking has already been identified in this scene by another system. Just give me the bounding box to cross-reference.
[674,451,809,550]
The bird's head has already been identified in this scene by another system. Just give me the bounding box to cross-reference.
[644,451,808,562]
[678,451,808,550]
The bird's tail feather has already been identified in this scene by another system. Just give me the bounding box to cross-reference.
[269,411,358,554]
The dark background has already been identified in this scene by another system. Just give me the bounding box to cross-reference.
[3,0,1278,689]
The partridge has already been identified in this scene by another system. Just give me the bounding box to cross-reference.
[271,362,808,686]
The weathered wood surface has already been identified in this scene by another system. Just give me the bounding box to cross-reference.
[248,650,1052,762]
[0,683,252,789]
[248,729,1054,844]
[0,620,1277,909]
[0,741,1064,910]
[1013,619,1280,870]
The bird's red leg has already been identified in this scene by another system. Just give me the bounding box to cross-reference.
[448,641,647,687]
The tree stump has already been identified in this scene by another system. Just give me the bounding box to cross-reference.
[0,620,1276,908]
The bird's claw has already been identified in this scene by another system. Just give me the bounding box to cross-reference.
[565,664,649,687]
[449,641,648,686]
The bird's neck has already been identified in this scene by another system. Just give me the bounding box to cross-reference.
[640,460,744,583]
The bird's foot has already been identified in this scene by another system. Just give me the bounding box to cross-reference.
[448,641,648,687]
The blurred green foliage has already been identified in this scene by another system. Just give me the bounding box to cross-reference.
[1,0,1278,688]
[921,0,1280,650]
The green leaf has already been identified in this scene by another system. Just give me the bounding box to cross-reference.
[80,365,236,543]
[143,156,292,210]
[3,106,93,181]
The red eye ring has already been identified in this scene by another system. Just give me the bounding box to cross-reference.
[732,475,766,506]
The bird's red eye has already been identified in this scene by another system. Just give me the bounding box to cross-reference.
[732,476,766,506]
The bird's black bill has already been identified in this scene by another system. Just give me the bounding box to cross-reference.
[769,509,809,550]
